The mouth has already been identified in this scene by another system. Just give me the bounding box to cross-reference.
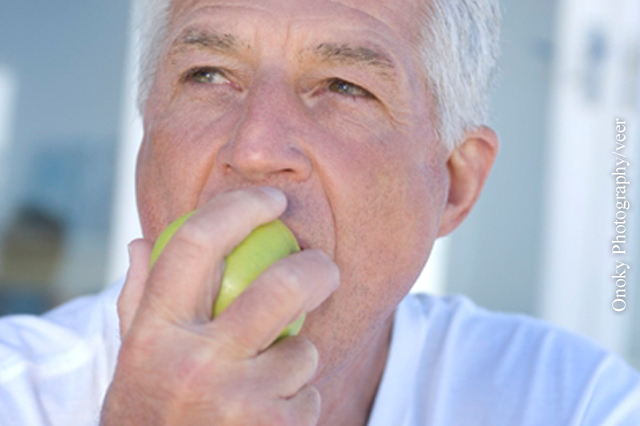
[283,224,308,253]
[296,238,308,252]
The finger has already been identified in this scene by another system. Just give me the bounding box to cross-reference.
[213,249,340,354]
[118,239,153,337]
[254,336,319,398]
[286,384,321,426]
[140,187,287,323]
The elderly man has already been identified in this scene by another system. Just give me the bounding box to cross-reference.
[1,0,639,425]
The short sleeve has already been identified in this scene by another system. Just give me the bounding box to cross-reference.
[577,353,640,426]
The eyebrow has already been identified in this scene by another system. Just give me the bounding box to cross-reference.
[169,28,246,56]
[169,29,399,84]
[311,43,396,71]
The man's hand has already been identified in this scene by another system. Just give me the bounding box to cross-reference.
[100,188,340,426]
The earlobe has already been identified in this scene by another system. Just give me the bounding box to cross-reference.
[437,126,499,237]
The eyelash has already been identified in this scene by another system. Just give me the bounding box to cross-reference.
[183,67,229,85]
[183,67,375,101]
[326,79,374,100]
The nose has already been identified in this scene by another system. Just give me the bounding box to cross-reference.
[218,74,313,182]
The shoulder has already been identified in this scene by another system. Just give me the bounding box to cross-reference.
[0,279,124,425]
[394,293,640,425]
[0,279,123,370]
[401,292,614,364]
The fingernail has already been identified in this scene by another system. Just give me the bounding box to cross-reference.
[259,186,286,204]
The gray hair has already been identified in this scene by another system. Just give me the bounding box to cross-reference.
[136,0,171,116]
[136,0,501,149]
[420,0,501,148]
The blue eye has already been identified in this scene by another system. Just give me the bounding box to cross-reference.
[187,68,229,84]
[328,79,373,98]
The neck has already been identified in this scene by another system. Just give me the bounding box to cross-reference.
[316,315,394,426]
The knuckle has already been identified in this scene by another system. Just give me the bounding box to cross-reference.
[174,345,214,384]
[121,325,160,359]
[172,220,211,253]
[225,399,291,426]
[269,264,304,306]
[168,347,247,413]
[211,391,252,424]
[124,329,224,399]
[273,337,319,384]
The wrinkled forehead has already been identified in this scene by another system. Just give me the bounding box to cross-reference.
[166,0,427,51]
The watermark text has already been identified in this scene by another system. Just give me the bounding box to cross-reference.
[612,119,631,312]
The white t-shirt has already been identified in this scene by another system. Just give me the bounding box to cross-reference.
[0,281,122,425]
[0,280,639,425]
[368,294,640,426]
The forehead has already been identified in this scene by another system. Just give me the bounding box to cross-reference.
[167,0,426,52]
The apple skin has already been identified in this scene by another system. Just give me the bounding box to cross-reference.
[150,213,305,337]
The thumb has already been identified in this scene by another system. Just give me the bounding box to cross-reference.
[117,238,153,338]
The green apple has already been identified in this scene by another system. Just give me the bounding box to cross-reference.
[150,213,305,337]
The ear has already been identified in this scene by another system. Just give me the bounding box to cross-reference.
[437,126,499,237]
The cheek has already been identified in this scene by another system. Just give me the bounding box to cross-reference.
[136,104,241,239]
[311,111,446,303]
[338,119,445,292]
[336,151,440,289]
[306,135,447,381]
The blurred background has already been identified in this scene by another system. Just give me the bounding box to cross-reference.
[0,0,638,369]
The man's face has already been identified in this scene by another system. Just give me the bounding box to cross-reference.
[137,0,450,382]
